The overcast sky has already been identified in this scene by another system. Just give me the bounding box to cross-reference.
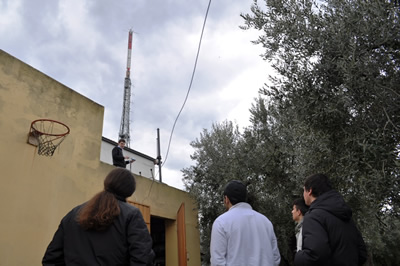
[0,0,272,190]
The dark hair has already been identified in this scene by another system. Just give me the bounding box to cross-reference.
[304,173,332,197]
[223,180,247,205]
[78,168,136,230]
[293,198,309,215]
[118,139,126,144]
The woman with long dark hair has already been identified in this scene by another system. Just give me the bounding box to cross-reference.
[43,168,153,265]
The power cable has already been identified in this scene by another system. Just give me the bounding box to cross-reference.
[161,0,212,168]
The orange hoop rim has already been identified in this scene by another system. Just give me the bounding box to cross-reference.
[30,119,70,137]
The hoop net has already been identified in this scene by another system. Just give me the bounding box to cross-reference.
[28,119,70,156]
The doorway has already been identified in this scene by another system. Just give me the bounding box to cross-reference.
[151,216,166,266]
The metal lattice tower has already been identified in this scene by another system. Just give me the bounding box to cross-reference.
[119,29,133,147]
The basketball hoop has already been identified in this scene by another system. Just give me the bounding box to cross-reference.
[27,119,70,156]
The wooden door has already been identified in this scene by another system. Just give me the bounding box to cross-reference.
[177,203,187,266]
[128,200,151,232]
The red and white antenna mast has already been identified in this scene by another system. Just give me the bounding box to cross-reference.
[119,29,133,147]
[126,29,133,79]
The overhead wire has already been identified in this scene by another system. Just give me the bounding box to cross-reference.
[161,0,212,169]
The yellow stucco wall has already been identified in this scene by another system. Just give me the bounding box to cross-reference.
[0,50,200,266]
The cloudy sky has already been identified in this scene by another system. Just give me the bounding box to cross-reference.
[0,0,272,190]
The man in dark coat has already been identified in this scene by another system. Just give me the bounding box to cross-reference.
[294,173,367,266]
[112,139,134,168]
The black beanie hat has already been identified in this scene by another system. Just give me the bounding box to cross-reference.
[223,180,247,204]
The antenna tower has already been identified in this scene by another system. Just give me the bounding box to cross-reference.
[119,29,133,147]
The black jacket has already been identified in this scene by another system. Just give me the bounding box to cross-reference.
[294,190,367,266]
[112,146,129,168]
[43,201,153,266]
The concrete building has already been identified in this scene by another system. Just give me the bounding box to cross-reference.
[0,49,200,266]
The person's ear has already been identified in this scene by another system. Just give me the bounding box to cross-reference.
[224,195,230,205]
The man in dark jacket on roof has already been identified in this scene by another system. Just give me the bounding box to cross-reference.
[294,173,367,266]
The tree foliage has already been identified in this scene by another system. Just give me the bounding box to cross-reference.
[182,121,246,263]
[184,0,400,265]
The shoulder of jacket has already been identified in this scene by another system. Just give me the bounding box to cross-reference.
[119,202,141,215]
[61,204,84,223]
[306,207,324,218]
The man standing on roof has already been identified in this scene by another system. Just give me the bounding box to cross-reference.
[112,139,135,168]
[294,173,367,266]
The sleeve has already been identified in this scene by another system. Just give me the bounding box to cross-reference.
[210,219,227,266]
[127,209,153,266]
[270,227,281,266]
[112,147,124,161]
[356,226,367,265]
[294,213,330,266]
[42,221,65,266]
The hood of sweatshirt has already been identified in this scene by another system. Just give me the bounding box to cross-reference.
[309,190,352,221]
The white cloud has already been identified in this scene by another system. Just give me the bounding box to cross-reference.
[0,0,22,37]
